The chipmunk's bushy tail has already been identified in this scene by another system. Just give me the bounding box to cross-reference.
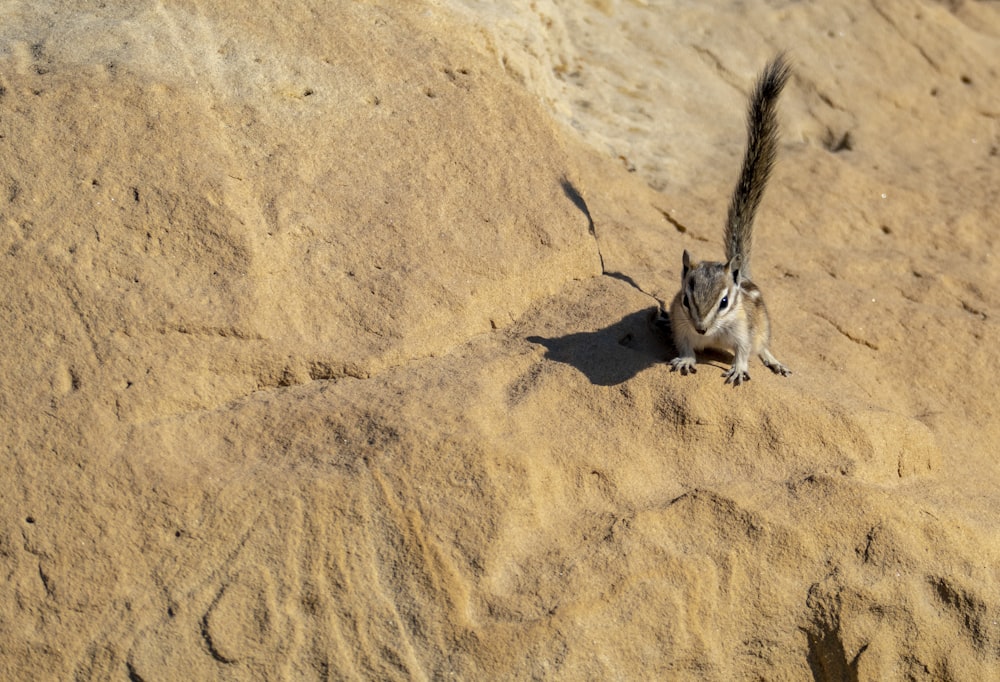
[724,54,789,280]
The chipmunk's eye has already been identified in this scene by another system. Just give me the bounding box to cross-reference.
[719,295,729,311]
[682,294,690,309]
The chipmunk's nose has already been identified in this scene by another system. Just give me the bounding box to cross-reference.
[695,326,706,335]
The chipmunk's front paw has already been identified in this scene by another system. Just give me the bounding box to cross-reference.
[768,362,791,377]
[760,350,791,377]
[723,366,751,386]
[669,356,697,376]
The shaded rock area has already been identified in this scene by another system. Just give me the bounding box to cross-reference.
[2,1,999,679]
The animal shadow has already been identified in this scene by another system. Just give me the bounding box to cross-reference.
[527,307,672,386]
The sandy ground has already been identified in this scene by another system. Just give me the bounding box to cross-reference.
[2,0,1000,679]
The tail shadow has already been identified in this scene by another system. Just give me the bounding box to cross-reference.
[560,176,595,236]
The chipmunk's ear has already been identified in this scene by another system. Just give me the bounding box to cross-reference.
[682,250,692,278]
[726,255,743,283]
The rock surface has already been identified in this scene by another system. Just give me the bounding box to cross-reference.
[2,1,999,679]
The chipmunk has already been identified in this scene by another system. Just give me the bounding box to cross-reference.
[667,54,792,386]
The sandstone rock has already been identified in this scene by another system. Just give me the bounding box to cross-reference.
[2,1,999,679]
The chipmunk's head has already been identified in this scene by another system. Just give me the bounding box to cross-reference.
[679,250,744,335]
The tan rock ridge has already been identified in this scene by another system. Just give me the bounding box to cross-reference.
[1,1,998,679]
